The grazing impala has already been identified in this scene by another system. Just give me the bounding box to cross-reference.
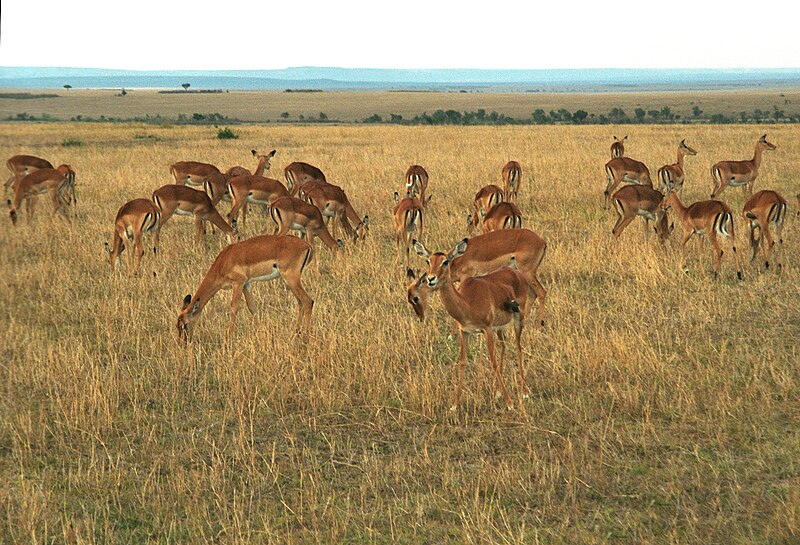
[610,135,627,159]
[105,198,161,274]
[604,146,653,208]
[660,190,742,280]
[611,185,673,242]
[225,175,290,228]
[5,154,53,194]
[7,165,76,226]
[393,191,425,266]
[285,161,326,196]
[405,165,429,206]
[270,196,344,253]
[502,161,522,202]
[467,184,505,233]
[711,134,777,198]
[413,228,547,329]
[170,160,221,186]
[152,184,236,247]
[742,190,787,271]
[298,179,369,241]
[481,201,523,234]
[657,139,697,193]
[177,235,315,341]
[409,242,530,410]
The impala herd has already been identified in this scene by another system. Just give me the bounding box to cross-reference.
[3,132,792,410]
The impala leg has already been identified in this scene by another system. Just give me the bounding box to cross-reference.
[525,276,547,330]
[709,233,723,280]
[762,225,775,271]
[611,212,634,239]
[110,229,124,271]
[26,196,36,225]
[194,216,206,247]
[133,231,144,275]
[451,329,468,411]
[680,232,693,273]
[241,200,249,226]
[774,223,785,273]
[243,284,257,314]
[4,174,16,194]
[282,270,314,333]
[151,226,160,256]
[228,282,244,335]
[496,330,506,377]
[643,217,651,240]
[514,310,528,399]
[603,177,620,209]
[486,328,512,410]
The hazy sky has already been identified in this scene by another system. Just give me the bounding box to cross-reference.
[2,0,798,70]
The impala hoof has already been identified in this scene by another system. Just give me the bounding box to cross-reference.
[736,271,743,281]
[764,261,770,270]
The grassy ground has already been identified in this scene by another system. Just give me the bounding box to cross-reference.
[1,88,800,122]
[1,122,799,543]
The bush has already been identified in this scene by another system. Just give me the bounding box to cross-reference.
[216,127,239,139]
[61,139,83,147]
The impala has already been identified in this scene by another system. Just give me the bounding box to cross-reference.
[405,165,429,206]
[7,165,76,226]
[170,160,220,186]
[224,149,276,178]
[285,161,326,196]
[5,154,53,194]
[742,190,787,271]
[610,135,627,159]
[104,198,161,273]
[226,175,290,228]
[466,184,505,233]
[409,243,530,410]
[270,196,344,253]
[657,139,697,193]
[177,235,314,341]
[299,179,369,241]
[152,184,236,247]
[611,185,673,242]
[413,228,547,329]
[481,201,523,234]
[502,161,522,202]
[660,190,742,280]
[604,147,653,208]
[711,134,777,198]
[393,191,425,266]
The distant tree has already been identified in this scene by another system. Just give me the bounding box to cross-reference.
[608,107,627,123]
[773,107,785,120]
[63,84,72,90]
[660,106,674,120]
[299,114,305,120]
[390,113,403,123]
[647,109,661,120]
[319,112,328,120]
[363,114,382,123]
[192,113,205,121]
[531,109,547,124]
[692,106,703,118]
[634,108,646,122]
[280,112,290,119]
[572,110,588,124]
[181,83,191,91]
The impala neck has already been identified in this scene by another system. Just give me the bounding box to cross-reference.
[668,193,689,219]
[752,143,763,169]
[189,275,225,318]
[254,157,267,177]
[436,270,470,323]
[676,149,685,169]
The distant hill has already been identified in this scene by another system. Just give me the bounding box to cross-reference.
[2,66,800,91]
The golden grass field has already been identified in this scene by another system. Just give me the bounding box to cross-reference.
[2,88,800,122]
[1,121,799,544]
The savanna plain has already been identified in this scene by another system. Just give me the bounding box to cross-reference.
[1,121,799,544]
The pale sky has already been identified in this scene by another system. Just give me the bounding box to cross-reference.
[1,0,798,70]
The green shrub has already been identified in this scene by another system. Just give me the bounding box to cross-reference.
[216,127,239,140]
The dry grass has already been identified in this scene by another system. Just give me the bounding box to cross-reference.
[1,122,799,544]
[1,88,800,122]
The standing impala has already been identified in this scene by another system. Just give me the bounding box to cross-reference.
[405,165,429,207]
[152,184,236,247]
[610,135,627,159]
[467,184,505,233]
[480,201,522,234]
[270,196,344,254]
[105,198,161,274]
[170,160,221,186]
[657,139,697,193]
[225,175,289,228]
[285,161,326,196]
[604,143,653,208]
[742,190,787,271]
[660,190,742,280]
[5,154,53,194]
[611,185,673,242]
[711,134,777,198]
[7,165,76,226]
[413,228,547,329]
[502,161,522,202]
[393,191,425,266]
[177,235,315,341]
[409,242,530,410]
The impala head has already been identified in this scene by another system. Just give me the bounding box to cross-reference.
[353,215,369,243]
[654,207,675,242]
[412,238,468,289]
[406,268,431,321]
[757,134,777,151]
[252,149,277,170]
[660,189,680,211]
[177,294,200,342]
[611,135,627,158]
[679,139,697,156]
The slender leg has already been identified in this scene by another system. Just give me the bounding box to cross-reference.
[243,284,257,314]
[452,330,468,411]
[133,232,144,274]
[486,328,511,409]
[514,311,528,399]
[282,270,314,333]
[228,282,244,334]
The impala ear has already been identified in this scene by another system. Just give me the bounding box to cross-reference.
[680,139,686,146]
[419,273,428,285]
[623,135,628,141]
[182,294,192,310]
[613,135,618,142]
[362,215,369,227]
[669,222,675,234]
[448,238,468,260]
[268,149,276,157]
[406,268,415,280]
[466,213,473,227]
[412,239,430,258]
[393,191,399,203]
[251,149,258,156]
[425,194,432,206]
